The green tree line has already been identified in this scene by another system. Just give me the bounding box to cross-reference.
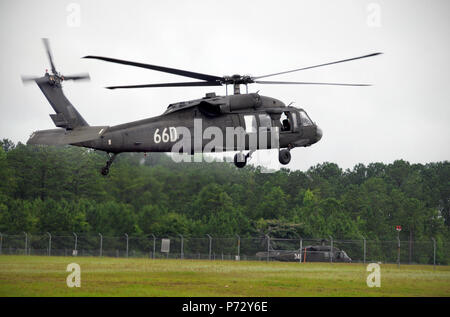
[0,138,448,257]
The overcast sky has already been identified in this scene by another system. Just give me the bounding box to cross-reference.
[0,0,449,171]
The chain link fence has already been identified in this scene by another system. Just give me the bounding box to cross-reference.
[0,232,448,265]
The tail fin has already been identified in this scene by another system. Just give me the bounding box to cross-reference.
[21,39,91,130]
[36,75,88,130]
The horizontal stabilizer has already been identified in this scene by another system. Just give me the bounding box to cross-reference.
[27,126,108,145]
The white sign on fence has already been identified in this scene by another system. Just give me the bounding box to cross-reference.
[161,239,170,253]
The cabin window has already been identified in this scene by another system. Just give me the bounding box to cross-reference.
[258,114,272,129]
[244,115,257,133]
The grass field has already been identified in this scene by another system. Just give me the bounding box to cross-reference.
[0,255,449,296]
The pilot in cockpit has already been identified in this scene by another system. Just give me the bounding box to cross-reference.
[281,112,291,131]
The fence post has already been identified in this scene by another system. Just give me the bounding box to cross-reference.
[299,238,303,263]
[431,237,436,270]
[206,234,212,260]
[150,234,155,259]
[73,232,78,254]
[178,234,184,259]
[29,233,32,255]
[125,233,129,258]
[23,232,28,256]
[99,233,103,257]
[265,234,270,262]
[329,235,333,263]
[235,234,240,261]
[0,232,2,255]
[46,232,51,256]
[409,234,412,264]
[397,232,401,268]
[362,236,366,264]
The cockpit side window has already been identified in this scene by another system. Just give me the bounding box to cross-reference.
[280,112,290,132]
[299,111,313,126]
[278,111,299,132]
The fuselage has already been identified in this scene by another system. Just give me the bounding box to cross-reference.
[79,93,322,154]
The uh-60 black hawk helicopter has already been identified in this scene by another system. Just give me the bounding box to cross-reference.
[23,39,381,175]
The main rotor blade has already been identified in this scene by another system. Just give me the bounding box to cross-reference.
[254,80,372,86]
[63,73,90,81]
[42,38,57,74]
[105,81,223,90]
[253,52,382,80]
[84,55,223,82]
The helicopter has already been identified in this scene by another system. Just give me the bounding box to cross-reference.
[256,245,352,263]
[23,39,381,175]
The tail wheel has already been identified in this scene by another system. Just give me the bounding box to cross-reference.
[279,149,291,165]
[234,152,247,168]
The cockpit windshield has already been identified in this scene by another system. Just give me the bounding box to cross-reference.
[299,110,313,126]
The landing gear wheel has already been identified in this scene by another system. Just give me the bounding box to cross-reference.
[100,153,118,176]
[279,149,291,165]
[234,152,247,168]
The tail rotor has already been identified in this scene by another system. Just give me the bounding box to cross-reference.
[21,38,90,85]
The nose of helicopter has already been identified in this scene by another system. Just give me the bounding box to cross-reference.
[314,126,323,143]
